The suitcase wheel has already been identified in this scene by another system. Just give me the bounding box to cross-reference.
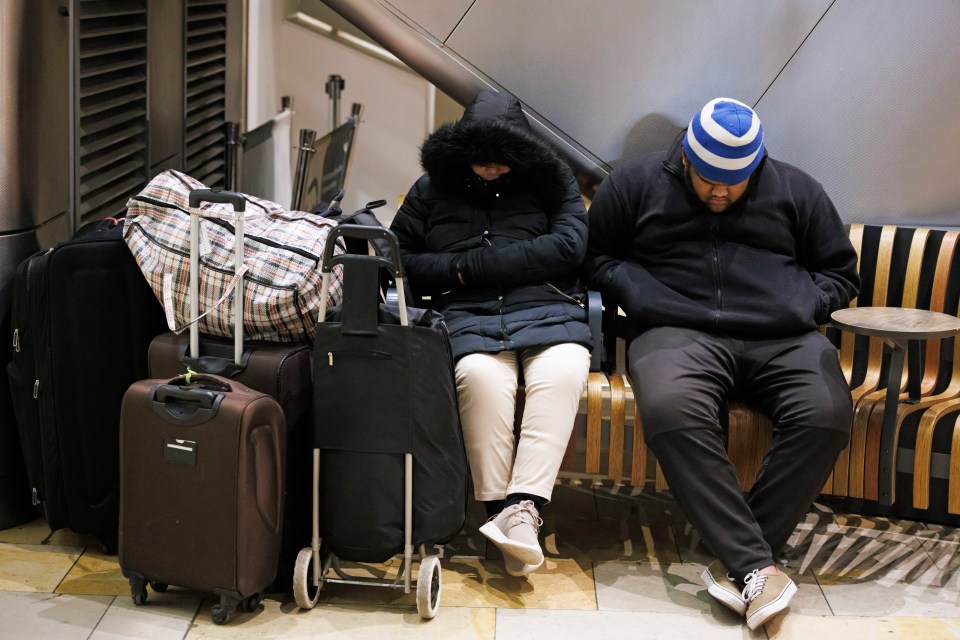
[210,603,230,625]
[238,592,263,613]
[416,555,442,619]
[149,581,168,593]
[128,575,148,606]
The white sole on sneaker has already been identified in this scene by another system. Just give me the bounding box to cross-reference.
[504,553,542,577]
[746,580,798,630]
[700,567,747,615]
[479,521,544,566]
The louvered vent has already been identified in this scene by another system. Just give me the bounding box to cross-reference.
[184,0,228,188]
[75,0,149,225]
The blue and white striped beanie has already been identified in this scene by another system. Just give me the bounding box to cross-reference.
[682,98,764,184]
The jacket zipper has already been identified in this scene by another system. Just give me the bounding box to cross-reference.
[545,281,586,309]
[710,217,722,326]
[129,195,322,266]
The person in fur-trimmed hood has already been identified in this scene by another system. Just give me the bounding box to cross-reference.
[391,89,592,577]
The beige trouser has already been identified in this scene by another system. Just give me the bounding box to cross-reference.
[455,343,590,502]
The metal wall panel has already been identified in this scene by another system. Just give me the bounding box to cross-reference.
[382,0,474,43]
[301,0,960,225]
[1,1,70,234]
[445,0,832,167]
[756,0,960,226]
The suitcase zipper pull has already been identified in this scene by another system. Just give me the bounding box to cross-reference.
[328,351,333,366]
[31,488,39,506]
[12,328,18,352]
[33,379,39,399]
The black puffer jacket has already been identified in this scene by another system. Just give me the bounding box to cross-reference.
[390,90,592,360]
[584,132,860,337]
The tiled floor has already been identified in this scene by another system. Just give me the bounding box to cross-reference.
[2,483,960,639]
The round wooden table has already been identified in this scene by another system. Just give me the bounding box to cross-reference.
[831,307,960,505]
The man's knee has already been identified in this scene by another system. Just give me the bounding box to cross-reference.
[775,384,852,435]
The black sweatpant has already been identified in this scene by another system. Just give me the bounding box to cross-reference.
[628,327,851,579]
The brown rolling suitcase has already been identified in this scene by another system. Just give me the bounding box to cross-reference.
[147,333,312,592]
[118,373,286,624]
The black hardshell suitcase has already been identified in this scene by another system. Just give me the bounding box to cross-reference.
[6,218,168,548]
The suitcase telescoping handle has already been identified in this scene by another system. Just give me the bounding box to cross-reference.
[318,224,409,327]
[188,188,247,365]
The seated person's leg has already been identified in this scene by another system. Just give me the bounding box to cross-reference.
[455,351,519,506]
[741,331,852,557]
[509,342,591,503]
[628,327,775,581]
[479,342,590,576]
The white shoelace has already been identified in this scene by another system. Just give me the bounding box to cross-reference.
[741,569,768,603]
[510,506,543,532]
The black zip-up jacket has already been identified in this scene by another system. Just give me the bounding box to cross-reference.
[390,90,592,360]
[584,133,860,337]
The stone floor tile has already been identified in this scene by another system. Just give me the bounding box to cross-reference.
[0,542,83,592]
[494,608,760,640]
[89,592,202,640]
[186,598,495,639]
[765,614,960,639]
[0,592,113,640]
[57,548,129,596]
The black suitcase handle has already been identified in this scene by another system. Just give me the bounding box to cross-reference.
[148,375,229,426]
[189,188,246,211]
[322,224,403,278]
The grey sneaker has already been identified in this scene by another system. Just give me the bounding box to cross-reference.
[701,561,746,615]
[479,500,544,567]
[742,568,797,630]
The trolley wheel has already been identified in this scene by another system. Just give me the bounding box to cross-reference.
[293,547,322,610]
[210,603,230,625]
[149,581,168,593]
[416,555,442,619]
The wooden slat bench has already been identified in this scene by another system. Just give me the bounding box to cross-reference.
[560,223,960,525]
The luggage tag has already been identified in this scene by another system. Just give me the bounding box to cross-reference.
[163,438,197,467]
[197,218,214,257]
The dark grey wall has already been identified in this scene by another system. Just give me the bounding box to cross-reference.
[323,0,960,227]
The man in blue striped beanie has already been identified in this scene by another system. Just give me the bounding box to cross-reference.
[584,98,860,630]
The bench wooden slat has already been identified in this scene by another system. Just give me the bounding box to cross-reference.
[629,385,647,486]
[949,412,960,514]
[585,372,605,474]
[909,398,960,509]
[606,373,626,482]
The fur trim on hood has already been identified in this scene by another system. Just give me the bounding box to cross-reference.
[420,90,571,209]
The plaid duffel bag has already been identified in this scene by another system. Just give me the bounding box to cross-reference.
[123,169,344,344]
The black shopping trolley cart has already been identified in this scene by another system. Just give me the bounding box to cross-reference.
[293,225,467,619]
